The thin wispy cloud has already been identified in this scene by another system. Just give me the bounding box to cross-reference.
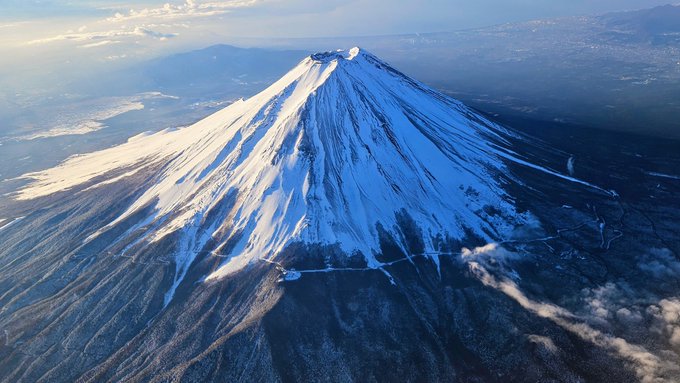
[78,40,121,49]
[21,0,260,50]
[0,22,29,28]
[106,0,261,22]
[27,26,178,46]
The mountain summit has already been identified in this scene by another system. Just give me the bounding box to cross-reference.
[17,47,584,301]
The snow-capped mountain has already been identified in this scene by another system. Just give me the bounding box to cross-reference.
[3,48,679,383]
[16,48,609,304]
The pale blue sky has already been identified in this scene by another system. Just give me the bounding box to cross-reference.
[0,0,675,86]
[1,1,675,34]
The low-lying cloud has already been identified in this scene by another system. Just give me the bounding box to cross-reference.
[649,298,680,350]
[463,243,680,382]
[637,248,680,279]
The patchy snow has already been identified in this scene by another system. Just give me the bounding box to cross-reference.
[5,92,176,142]
[347,46,361,60]
[647,171,680,180]
[281,269,302,281]
[567,155,575,176]
[21,120,111,140]
[14,47,612,294]
[501,153,617,197]
[14,101,143,140]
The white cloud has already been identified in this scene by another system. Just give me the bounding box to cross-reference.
[461,242,520,261]
[106,0,261,22]
[616,307,644,324]
[648,298,680,349]
[461,243,502,258]
[0,22,29,29]
[78,40,120,48]
[637,248,680,279]
[105,53,128,60]
[26,25,178,46]
[527,334,559,353]
[580,282,640,326]
[21,0,262,48]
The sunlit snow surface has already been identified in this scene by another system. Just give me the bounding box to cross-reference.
[15,48,584,296]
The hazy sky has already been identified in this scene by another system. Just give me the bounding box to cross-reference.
[3,1,676,33]
[0,0,675,88]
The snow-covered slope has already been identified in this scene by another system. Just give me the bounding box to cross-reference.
[16,47,543,298]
